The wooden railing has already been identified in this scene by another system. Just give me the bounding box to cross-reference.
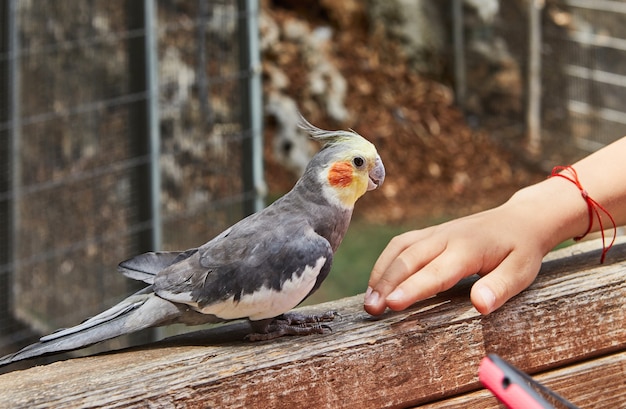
[1,238,625,408]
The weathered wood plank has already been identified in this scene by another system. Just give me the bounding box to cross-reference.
[0,238,625,408]
[417,350,626,408]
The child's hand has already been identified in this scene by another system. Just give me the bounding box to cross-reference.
[364,204,545,315]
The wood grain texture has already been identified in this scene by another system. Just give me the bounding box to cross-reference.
[417,350,626,408]
[0,238,625,408]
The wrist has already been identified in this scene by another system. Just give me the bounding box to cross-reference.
[505,177,591,254]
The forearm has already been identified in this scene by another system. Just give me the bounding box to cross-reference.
[505,136,626,255]
[569,136,626,226]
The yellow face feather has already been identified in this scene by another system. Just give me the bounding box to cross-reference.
[323,139,384,208]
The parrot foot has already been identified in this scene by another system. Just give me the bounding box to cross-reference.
[278,310,340,325]
[246,311,339,341]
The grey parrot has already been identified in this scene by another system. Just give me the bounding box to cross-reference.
[0,117,385,367]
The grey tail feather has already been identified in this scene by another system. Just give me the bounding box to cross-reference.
[117,249,198,284]
[0,287,184,367]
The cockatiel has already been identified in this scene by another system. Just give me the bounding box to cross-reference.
[0,117,385,367]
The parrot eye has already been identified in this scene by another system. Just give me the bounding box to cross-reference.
[352,156,365,168]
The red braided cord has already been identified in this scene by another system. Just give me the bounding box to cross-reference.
[550,165,617,263]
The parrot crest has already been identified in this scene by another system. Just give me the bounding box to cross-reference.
[298,116,385,209]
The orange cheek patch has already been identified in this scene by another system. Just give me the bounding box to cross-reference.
[328,161,353,188]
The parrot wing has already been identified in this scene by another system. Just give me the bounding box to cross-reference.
[153,215,334,321]
[117,248,199,284]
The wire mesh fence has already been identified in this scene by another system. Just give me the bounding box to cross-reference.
[547,0,626,150]
[456,0,626,161]
[0,0,262,362]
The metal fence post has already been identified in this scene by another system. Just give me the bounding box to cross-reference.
[452,0,466,108]
[127,0,161,254]
[126,0,160,343]
[197,0,214,130]
[145,0,161,252]
[0,0,10,326]
[238,0,265,216]
[526,0,544,155]
[0,0,21,328]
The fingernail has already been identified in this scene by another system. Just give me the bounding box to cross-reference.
[386,288,404,302]
[476,284,496,314]
[364,287,380,306]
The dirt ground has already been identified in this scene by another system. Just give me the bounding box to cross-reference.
[262,0,545,225]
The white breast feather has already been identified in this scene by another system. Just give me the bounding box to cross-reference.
[190,256,326,320]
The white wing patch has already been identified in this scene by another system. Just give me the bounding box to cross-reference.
[180,256,326,321]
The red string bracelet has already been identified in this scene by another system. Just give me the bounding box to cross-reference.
[550,165,617,263]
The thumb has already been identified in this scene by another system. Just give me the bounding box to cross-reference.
[470,252,542,315]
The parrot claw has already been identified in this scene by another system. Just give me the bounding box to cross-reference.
[245,311,338,341]
[319,323,333,333]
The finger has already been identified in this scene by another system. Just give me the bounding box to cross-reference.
[384,248,483,311]
[364,236,447,316]
[470,251,542,315]
[368,230,430,286]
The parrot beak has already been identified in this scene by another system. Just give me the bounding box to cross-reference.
[367,155,385,191]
